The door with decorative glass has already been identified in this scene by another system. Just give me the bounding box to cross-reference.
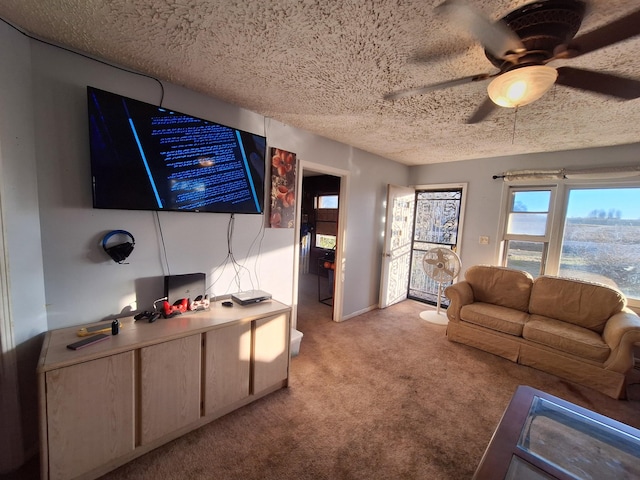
[408,188,465,306]
[380,184,466,308]
[379,185,416,308]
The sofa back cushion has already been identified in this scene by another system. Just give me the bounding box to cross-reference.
[465,266,533,312]
[529,276,626,333]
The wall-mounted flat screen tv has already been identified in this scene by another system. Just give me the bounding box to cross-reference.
[87,86,266,214]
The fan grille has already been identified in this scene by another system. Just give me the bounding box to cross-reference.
[422,248,461,284]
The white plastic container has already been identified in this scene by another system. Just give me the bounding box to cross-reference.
[290,329,303,357]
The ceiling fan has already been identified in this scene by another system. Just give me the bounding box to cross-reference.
[384,0,640,123]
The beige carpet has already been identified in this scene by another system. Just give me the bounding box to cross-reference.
[89,274,640,480]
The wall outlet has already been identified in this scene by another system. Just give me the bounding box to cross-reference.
[479,236,490,245]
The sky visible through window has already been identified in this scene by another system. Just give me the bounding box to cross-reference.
[566,189,640,219]
[516,188,640,219]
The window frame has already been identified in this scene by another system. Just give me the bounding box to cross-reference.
[499,178,640,308]
[500,186,557,275]
[315,194,339,210]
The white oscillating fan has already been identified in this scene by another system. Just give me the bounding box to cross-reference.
[419,247,461,325]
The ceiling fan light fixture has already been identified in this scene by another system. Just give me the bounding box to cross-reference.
[487,65,558,108]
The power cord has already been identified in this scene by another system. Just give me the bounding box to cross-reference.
[0,16,165,106]
[206,214,266,296]
[154,211,171,276]
[226,214,255,292]
[245,215,266,291]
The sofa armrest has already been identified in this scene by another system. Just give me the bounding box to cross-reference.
[602,309,640,373]
[444,281,474,323]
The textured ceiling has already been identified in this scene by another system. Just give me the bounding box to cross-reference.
[1,0,639,165]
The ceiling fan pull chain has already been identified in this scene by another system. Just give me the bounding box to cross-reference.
[512,107,518,145]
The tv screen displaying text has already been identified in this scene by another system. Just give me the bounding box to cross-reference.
[88,87,266,214]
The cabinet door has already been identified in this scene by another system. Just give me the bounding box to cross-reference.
[203,322,251,415]
[139,334,201,445]
[253,312,290,394]
[46,352,135,480]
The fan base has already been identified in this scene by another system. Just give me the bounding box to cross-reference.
[419,310,448,325]
[485,0,586,68]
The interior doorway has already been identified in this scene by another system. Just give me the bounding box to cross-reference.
[293,162,348,330]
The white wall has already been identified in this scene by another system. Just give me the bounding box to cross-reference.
[268,121,408,315]
[25,37,410,330]
[409,143,640,274]
[0,24,48,347]
[0,21,48,464]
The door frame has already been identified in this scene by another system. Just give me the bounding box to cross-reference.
[408,182,468,305]
[292,161,349,326]
[378,182,468,309]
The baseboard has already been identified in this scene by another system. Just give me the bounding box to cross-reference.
[341,304,377,321]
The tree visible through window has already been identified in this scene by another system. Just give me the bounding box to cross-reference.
[501,184,640,306]
[559,188,640,299]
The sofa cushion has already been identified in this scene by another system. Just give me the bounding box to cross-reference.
[460,302,529,336]
[523,315,611,363]
[529,276,625,333]
[465,265,533,312]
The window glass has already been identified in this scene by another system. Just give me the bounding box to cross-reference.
[318,195,339,209]
[316,234,336,250]
[506,190,551,236]
[507,213,548,236]
[501,184,640,305]
[511,190,551,213]
[559,188,640,299]
[504,240,545,277]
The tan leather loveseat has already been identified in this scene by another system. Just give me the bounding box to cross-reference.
[444,265,640,399]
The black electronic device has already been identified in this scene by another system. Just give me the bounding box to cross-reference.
[164,273,206,304]
[67,333,110,350]
[222,301,233,307]
[87,86,266,214]
[102,230,135,263]
[134,311,161,323]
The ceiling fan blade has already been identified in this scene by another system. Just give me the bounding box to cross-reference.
[556,8,640,59]
[384,74,489,101]
[436,0,526,59]
[467,97,497,124]
[556,67,640,100]
[409,41,475,65]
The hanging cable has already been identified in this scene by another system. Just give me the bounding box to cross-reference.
[0,16,165,106]
[154,211,171,275]
[206,213,261,296]
[511,106,518,145]
[244,216,266,291]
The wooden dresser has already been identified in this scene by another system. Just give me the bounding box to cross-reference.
[37,299,291,480]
